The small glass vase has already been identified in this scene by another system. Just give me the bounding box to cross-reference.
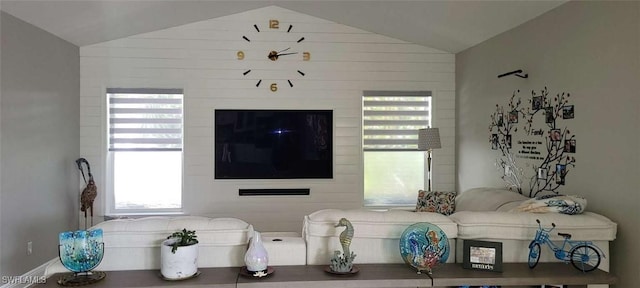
[244,231,269,272]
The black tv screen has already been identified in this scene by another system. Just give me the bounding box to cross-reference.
[215,109,333,179]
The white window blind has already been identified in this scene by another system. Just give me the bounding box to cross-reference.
[363,91,431,151]
[107,88,183,212]
[363,90,432,206]
[107,88,183,152]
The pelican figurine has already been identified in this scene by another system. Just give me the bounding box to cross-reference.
[76,158,97,228]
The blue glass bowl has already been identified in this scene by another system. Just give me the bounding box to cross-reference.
[59,229,104,273]
[399,222,450,273]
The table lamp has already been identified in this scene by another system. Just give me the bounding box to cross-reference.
[418,128,441,192]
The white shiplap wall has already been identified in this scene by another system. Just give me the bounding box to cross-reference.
[80,6,455,232]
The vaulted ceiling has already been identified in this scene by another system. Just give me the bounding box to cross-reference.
[0,0,565,53]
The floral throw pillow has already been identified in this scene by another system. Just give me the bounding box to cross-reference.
[416,190,456,215]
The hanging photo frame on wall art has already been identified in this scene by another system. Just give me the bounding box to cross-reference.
[509,110,518,123]
[491,134,499,150]
[537,168,547,180]
[550,129,562,142]
[564,139,576,153]
[562,105,575,119]
[544,107,554,123]
[556,164,567,185]
[532,96,543,110]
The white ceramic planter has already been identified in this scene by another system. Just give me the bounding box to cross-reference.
[160,239,198,280]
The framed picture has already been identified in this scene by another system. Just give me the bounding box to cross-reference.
[550,129,562,141]
[545,107,554,123]
[508,110,518,123]
[556,164,566,185]
[463,240,503,272]
[491,134,498,150]
[532,96,543,110]
[564,139,576,153]
[562,105,574,119]
[496,113,504,127]
[537,167,547,180]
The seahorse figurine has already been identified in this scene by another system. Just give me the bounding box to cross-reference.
[335,218,354,260]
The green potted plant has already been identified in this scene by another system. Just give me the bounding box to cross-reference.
[160,228,199,280]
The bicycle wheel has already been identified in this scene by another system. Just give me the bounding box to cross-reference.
[570,245,601,272]
[528,242,541,269]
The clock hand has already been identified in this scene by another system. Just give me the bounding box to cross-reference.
[268,49,299,61]
[276,52,298,56]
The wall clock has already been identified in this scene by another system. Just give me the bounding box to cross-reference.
[237,19,311,92]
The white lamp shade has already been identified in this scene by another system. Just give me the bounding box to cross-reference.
[418,128,441,150]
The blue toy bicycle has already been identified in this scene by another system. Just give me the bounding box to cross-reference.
[528,219,604,272]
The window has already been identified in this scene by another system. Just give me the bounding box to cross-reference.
[363,91,431,206]
[107,88,183,213]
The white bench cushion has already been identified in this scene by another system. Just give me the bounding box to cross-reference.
[304,209,457,265]
[46,216,251,276]
[449,211,616,241]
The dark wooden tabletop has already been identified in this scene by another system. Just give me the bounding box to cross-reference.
[431,263,616,287]
[36,263,616,288]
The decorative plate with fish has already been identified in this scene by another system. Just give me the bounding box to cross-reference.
[399,222,449,274]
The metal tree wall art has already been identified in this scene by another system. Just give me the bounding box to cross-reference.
[489,87,576,197]
[489,90,525,192]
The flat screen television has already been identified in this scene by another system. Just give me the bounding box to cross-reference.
[214,109,333,179]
